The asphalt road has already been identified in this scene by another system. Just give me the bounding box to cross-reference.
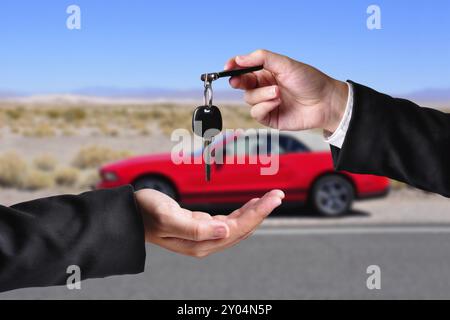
[2,224,450,299]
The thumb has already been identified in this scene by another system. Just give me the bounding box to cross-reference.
[235,49,293,75]
[166,215,230,241]
[234,189,284,235]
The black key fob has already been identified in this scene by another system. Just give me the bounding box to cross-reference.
[192,105,222,139]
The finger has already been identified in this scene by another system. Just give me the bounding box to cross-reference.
[192,211,213,220]
[250,99,282,122]
[270,189,286,199]
[222,229,255,249]
[220,191,283,221]
[229,73,258,90]
[235,49,293,75]
[230,190,285,219]
[234,189,284,235]
[228,198,260,219]
[244,85,279,105]
[163,214,230,241]
[179,208,193,217]
[224,56,238,71]
[185,226,257,257]
[211,215,228,222]
[225,55,256,88]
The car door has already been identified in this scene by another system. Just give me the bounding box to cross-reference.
[210,133,295,202]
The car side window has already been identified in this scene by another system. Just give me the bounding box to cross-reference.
[279,135,309,153]
[257,136,283,155]
[238,134,284,156]
[225,135,259,156]
[224,134,308,157]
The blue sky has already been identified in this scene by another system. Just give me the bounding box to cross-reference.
[1,0,449,95]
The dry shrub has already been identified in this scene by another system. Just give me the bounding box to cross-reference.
[23,123,56,137]
[10,126,21,134]
[98,123,119,136]
[148,108,165,119]
[129,120,151,136]
[91,118,120,136]
[21,169,54,190]
[0,152,55,190]
[129,119,146,130]
[62,108,86,122]
[45,109,61,119]
[62,128,75,136]
[33,154,58,171]
[158,108,191,136]
[139,127,151,136]
[72,145,133,169]
[0,152,27,187]
[54,167,80,186]
[221,104,258,129]
[78,169,100,189]
[5,107,25,120]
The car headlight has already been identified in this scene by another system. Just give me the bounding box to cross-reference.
[102,171,118,182]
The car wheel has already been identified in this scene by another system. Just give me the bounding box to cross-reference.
[132,176,177,199]
[310,175,354,216]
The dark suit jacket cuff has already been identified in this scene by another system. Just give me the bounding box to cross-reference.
[85,185,146,279]
[330,80,391,174]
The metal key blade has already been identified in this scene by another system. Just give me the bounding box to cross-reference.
[204,139,212,182]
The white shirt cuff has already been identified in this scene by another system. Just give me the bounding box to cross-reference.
[323,81,354,149]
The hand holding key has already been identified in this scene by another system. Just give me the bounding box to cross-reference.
[225,49,349,134]
[136,188,284,258]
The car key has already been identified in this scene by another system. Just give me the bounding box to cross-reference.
[193,65,263,182]
[192,79,222,181]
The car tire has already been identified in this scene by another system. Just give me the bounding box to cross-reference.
[310,174,354,216]
[132,176,177,200]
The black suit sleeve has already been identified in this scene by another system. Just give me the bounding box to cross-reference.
[0,185,146,292]
[331,81,450,198]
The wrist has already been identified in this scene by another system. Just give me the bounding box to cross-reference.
[134,191,152,243]
[324,79,348,133]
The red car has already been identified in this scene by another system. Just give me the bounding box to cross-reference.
[97,133,389,216]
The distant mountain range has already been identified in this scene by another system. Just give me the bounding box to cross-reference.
[73,87,244,101]
[1,87,449,105]
[0,90,24,98]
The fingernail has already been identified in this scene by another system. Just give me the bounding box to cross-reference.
[229,77,240,88]
[213,226,227,238]
[236,55,246,61]
[274,198,282,207]
[271,86,278,97]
